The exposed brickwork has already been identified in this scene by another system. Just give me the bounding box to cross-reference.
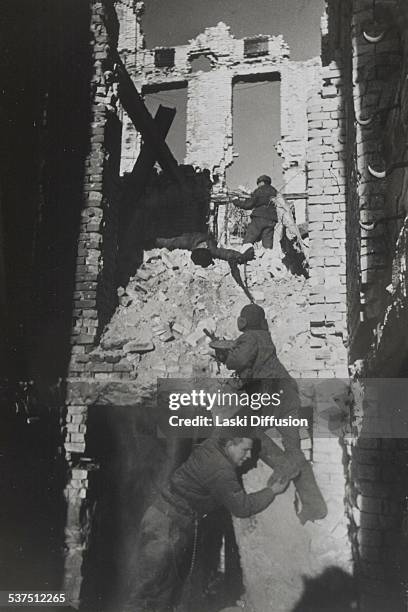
[116,0,145,71]
[119,20,318,212]
[63,1,123,604]
[306,59,348,375]
[350,1,402,339]
[185,67,233,186]
[326,1,408,609]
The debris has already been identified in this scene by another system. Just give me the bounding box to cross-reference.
[136,269,153,281]
[172,322,188,336]
[100,337,126,350]
[123,339,155,353]
[94,246,328,405]
[161,251,178,269]
[158,327,175,342]
[251,290,265,301]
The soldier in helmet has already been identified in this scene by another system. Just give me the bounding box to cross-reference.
[232,174,278,249]
[217,303,328,525]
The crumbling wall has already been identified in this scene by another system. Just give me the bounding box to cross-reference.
[116,0,144,174]
[280,60,320,224]
[118,19,315,208]
[63,1,123,604]
[325,1,408,610]
[116,0,145,70]
[61,8,357,610]
[185,68,233,187]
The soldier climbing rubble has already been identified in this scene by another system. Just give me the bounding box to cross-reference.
[215,303,328,525]
[230,174,309,277]
[123,435,288,612]
[231,174,278,250]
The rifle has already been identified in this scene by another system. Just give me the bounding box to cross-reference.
[203,329,234,368]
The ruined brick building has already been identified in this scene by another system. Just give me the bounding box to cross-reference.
[1,0,408,611]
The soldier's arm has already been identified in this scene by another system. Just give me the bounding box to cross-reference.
[155,234,198,251]
[232,189,259,211]
[206,234,254,263]
[225,335,258,374]
[210,467,276,518]
[207,243,238,261]
[207,243,244,262]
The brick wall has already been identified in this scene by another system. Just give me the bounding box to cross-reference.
[118,20,312,201]
[60,8,357,609]
[306,59,348,376]
[325,1,408,609]
[63,1,123,603]
[340,0,404,351]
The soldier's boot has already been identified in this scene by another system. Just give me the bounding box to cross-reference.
[293,461,328,524]
[258,432,327,524]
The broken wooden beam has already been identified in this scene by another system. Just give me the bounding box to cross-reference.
[113,50,182,184]
[122,104,176,208]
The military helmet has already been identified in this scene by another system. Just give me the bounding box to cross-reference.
[256,174,272,185]
[191,247,214,268]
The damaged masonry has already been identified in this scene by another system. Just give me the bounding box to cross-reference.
[2,1,408,611]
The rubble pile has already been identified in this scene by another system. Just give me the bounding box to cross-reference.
[97,245,315,394]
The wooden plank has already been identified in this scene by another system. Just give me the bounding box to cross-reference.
[122,104,176,208]
[113,51,182,184]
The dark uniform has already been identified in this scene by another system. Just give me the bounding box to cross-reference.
[225,305,328,525]
[155,231,250,264]
[124,438,277,612]
[234,181,278,248]
[226,326,303,460]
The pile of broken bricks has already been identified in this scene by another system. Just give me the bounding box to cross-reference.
[84,245,318,384]
[70,240,346,391]
[66,245,332,455]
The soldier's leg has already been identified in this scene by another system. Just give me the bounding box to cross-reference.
[261,221,276,249]
[258,431,302,481]
[258,432,327,523]
[275,380,328,523]
[124,506,186,612]
[258,378,328,525]
[155,234,193,251]
[242,217,264,246]
[294,462,328,524]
